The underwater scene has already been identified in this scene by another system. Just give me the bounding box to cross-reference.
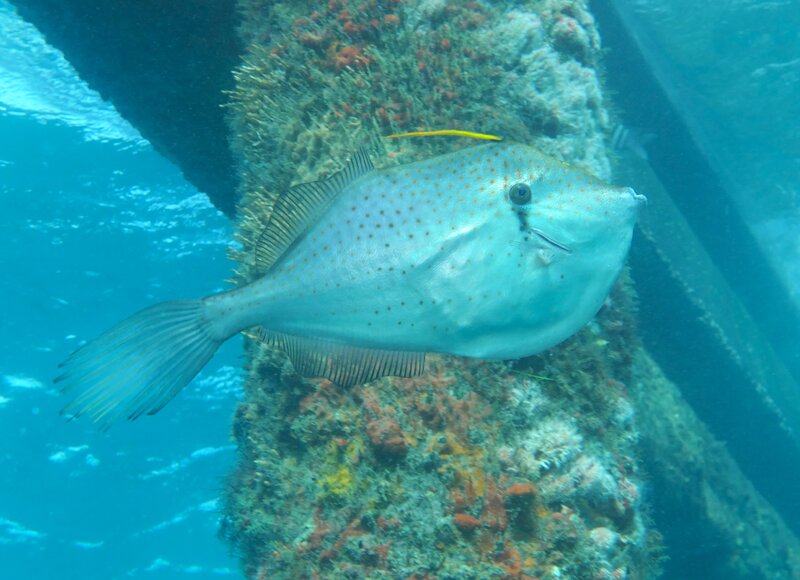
[1,1,798,579]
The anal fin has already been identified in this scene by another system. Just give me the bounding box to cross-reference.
[254,328,425,388]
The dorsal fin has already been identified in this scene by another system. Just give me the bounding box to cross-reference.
[253,328,426,388]
[254,147,374,272]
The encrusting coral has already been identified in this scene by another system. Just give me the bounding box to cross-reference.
[220,1,661,578]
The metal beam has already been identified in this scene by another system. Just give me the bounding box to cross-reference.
[10,0,241,216]
[592,0,800,538]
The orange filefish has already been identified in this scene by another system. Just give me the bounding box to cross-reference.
[57,141,643,428]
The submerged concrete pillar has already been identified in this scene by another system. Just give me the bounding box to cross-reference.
[221,1,659,577]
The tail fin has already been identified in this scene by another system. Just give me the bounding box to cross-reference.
[56,300,222,429]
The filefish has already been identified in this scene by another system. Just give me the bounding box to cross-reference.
[57,141,645,427]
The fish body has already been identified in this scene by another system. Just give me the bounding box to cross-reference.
[209,142,641,358]
[58,142,644,426]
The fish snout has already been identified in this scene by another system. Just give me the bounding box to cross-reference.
[625,187,647,207]
[621,186,647,207]
[612,186,647,221]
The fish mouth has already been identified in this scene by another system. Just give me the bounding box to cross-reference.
[623,186,647,207]
[530,228,572,254]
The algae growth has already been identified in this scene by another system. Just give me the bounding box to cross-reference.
[220,0,660,578]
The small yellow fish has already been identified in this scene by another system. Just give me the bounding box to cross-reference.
[387,129,503,141]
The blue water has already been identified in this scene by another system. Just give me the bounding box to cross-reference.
[3,2,800,579]
[0,109,241,578]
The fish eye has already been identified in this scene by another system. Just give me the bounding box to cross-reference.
[509,183,532,205]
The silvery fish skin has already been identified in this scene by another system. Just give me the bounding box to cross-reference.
[209,142,643,357]
[57,142,644,426]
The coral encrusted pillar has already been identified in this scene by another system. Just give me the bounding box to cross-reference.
[221,1,661,578]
